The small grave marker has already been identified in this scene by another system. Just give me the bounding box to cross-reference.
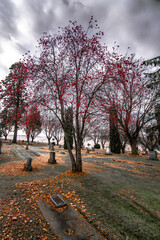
[50,194,67,208]
[48,152,56,164]
[105,147,112,155]
[60,151,66,154]
[86,148,90,153]
[26,142,29,150]
[24,157,32,171]
[49,143,54,150]
[149,151,157,160]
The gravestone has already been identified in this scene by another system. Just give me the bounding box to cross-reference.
[48,152,56,164]
[149,151,157,160]
[105,147,112,155]
[49,143,54,150]
[50,195,67,208]
[86,148,90,153]
[26,142,29,150]
[24,157,32,171]
[60,151,66,154]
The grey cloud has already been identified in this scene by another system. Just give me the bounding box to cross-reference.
[23,0,90,37]
[22,0,57,36]
[125,0,160,58]
[0,0,18,40]
[15,42,29,55]
[0,64,9,79]
[73,1,85,8]
[0,45,3,54]
[1,0,160,72]
[62,0,69,6]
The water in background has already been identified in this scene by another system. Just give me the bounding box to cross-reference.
[7,131,48,143]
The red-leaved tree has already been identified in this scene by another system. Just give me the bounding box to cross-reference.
[23,105,42,142]
[41,110,63,145]
[99,55,157,154]
[1,62,28,143]
[0,108,13,140]
[24,19,111,172]
[24,19,135,171]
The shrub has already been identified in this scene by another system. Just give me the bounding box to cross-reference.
[94,143,100,149]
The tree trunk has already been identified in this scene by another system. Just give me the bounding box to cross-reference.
[76,142,82,172]
[47,137,51,145]
[65,132,76,172]
[13,123,18,143]
[101,141,105,149]
[122,144,126,153]
[130,139,138,155]
[27,134,30,143]
[76,143,82,171]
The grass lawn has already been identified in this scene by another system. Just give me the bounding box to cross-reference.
[0,143,160,239]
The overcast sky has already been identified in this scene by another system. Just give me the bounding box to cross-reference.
[0,0,160,79]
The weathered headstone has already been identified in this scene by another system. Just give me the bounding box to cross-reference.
[50,195,67,208]
[49,143,54,150]
[60,151,66,154]
[48,152,56,164]
[86,148,90,153]
[105,147,112,155]
[26,142,29,150]
[24,157,32,171]
[149,151,157,160]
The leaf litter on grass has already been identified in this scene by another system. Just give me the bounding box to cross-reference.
[1,146,160,239]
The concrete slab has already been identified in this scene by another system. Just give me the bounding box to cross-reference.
[38,199,104,240]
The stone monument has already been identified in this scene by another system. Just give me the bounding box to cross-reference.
[105,146,112,155]
[149,151,157,160]
[24,157,32,171]
[48,152,56,164]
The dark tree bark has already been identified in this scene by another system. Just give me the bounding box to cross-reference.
[13,122,18,143]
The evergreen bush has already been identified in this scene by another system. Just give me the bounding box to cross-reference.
[94,143,100,149]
